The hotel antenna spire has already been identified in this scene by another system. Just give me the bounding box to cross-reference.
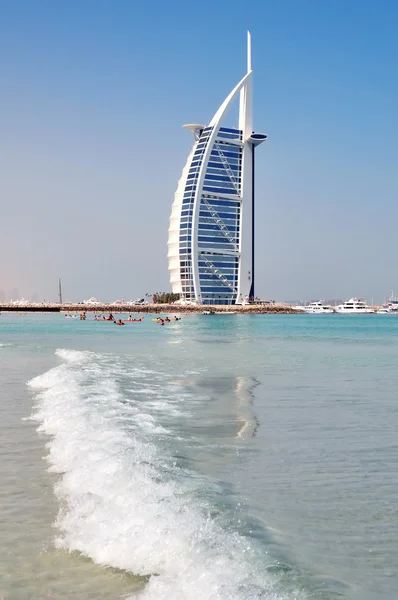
[247,30,252,73]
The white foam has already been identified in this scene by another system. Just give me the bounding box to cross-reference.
[28,349,301,600]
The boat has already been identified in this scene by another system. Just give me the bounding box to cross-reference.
[302,301,334,314]
[376,306,391,314]
[83,297,102,305]
[334,298,373,314]
[386,291,398,312]
[388,300,398,312]
[10,297,30,306]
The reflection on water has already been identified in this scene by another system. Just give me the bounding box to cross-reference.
[235,375,259,440]
[168,374,259,441]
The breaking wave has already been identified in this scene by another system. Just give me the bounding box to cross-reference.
[28,349,304,600]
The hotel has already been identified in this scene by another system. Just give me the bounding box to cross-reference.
[168,32,266,305]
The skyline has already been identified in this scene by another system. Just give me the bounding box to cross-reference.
[1,1,398,303]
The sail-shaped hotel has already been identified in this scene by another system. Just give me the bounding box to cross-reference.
[168,33,266,305]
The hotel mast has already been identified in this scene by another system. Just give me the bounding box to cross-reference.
[168,32,266,305]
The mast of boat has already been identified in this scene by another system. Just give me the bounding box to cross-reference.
[58,278,63,304]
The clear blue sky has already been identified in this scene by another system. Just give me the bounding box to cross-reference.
[1,0,397,302]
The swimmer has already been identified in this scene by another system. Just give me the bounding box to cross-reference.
[115,319,124,326]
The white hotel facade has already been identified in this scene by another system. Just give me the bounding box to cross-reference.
[168,33,266,305]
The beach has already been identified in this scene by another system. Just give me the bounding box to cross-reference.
[1,313,397,599]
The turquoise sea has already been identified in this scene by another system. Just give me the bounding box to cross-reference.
[1,313,397,600]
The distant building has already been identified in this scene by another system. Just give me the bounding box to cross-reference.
[10,288,19,302]
[168,33,266,305]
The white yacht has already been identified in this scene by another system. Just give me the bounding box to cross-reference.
[387,293,398,312]
[334,298,373,314]
[303,301,334,314]
[83,297,102,305]
[376,306,391,314]
[10,297,30,306]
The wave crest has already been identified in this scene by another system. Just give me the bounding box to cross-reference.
[28,349,301,600]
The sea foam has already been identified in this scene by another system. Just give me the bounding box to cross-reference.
[28,349,301,600]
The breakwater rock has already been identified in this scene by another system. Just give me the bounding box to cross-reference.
[0,303,300,315]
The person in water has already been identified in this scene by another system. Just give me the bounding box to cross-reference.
[115,319,124,326]
[165,317,170,322]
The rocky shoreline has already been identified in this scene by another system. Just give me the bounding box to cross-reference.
[0,303,300,314]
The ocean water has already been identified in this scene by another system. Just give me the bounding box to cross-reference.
[0,313,397,600]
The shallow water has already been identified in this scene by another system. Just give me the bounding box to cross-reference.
[0,313,397,599]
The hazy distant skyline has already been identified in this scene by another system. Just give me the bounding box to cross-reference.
[1,0,398,303]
